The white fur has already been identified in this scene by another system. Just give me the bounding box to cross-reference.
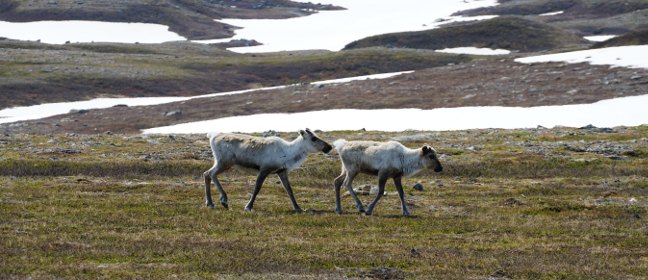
[333,139,442,216]
[203,130,332,211]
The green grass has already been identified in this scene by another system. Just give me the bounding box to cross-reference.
[1,128,647,279]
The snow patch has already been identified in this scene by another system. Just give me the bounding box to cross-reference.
[539,11,564,16]
[436,47,511,55]
[584,35,618,42]
[0,20,185,44]
[142,95,648,134]
[515,45,648,69]
[215,0,499,53]
[0,71,414,124]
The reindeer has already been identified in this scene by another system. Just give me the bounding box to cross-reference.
[204,129,332,212]
[333,140,443,216]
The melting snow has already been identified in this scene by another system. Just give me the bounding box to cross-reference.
[0,71,412,124]
[214,0,499,52]
[515,45,648,69]
[435,47,511,55]
[0,20,185,44]
[584,35,618,42]
[539,11,564,16]
[142,94,648,134]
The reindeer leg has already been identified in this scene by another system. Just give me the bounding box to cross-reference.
[212,176,228,209]
[204,162,228,209]
[244,169,271,212]
[365,174,388,216]
[343,170,365,213]
[393,176,410,216]
[278,170,302,212]
[334,172,346,214]
[203,170,215,208]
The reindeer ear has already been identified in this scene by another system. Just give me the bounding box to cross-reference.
[305,128,313,135]
[421,146,430,155]
[299,130,306,137]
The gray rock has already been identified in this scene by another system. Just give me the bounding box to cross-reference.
[413,183,424,191]
[164,110,182,117]
[262,130,279,137]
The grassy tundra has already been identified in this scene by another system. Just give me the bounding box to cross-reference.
[1,127,647,279]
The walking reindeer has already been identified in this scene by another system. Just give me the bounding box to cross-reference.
[204,129,332,211]
[333,140,443,216]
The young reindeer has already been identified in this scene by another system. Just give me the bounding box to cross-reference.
[204,129,333,212]
[333,140,443,216]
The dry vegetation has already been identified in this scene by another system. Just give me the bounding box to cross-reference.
[1,127,647,279]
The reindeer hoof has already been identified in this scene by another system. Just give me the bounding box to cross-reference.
[293,207,304,213]
[364,211,374,216]
[403,212,411,217]
[358,208,366,213]
[335,209,343,215]
[244,207,253,212]
[221,202,229,209]
[206,203,215,209]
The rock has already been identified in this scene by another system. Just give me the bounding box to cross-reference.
[489,269,511,280]
[344,184,388,196]
[164,110,182,117]
[39,148,80,154]
[630,75,642,80]
[502,198,523,206]
[409,248,421,258]
[579,124,614,133]
[262,130,279,137]
[360,267,406,280]
[69,109,89,114]
[369,185,381,195]
[413,183,424,191]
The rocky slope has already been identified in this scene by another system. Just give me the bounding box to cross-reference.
[3,58,647,134]
[344,17,587,52]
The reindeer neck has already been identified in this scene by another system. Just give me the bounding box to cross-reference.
[281,136,310,171]
[401,148,425,177]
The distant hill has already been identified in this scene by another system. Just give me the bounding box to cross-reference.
[455,0,648,35]
[344,16,586,52]
[593,29,648,48]
[0,0,341,40]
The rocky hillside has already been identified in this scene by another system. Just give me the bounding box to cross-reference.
[456,0,648,35]
[0,0,341,40]
[593,29,648,48]
[344,16,587,52]
[4,58,647,135]
[0,39,470,107]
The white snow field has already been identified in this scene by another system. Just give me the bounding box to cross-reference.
[515,45,648,69]
[142,94,648,134]
[0,20,185,44]
[213,0,499,52]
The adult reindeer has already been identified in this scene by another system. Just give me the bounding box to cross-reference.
[204,129,332,212]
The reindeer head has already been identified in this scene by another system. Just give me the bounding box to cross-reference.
[421,145,443,172]
[299,128,333,154]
